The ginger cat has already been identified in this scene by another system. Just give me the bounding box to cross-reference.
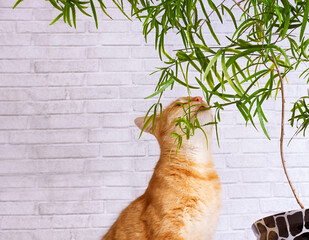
[102,96,221,240]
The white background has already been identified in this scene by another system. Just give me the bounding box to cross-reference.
[0,1,309,239]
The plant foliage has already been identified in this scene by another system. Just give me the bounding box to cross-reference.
[290,93,309,137]
[14,0,309,143]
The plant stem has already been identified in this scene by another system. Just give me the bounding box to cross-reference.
[233,0,305,209]
[271,53,304,209]
[206,87,280,110]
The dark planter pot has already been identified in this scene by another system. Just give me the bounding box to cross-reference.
[252,209,309,240]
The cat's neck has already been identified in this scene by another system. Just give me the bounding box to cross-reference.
[158,137,213,166]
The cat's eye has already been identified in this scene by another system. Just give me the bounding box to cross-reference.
[174,102,186,108]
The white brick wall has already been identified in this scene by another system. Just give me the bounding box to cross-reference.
[0,2,309,240]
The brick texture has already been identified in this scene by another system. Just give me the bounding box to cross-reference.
[0,2,309,240]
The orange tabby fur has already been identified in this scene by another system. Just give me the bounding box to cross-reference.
[102,96,221,240]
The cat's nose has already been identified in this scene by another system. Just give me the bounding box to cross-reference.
[193,96,203,103]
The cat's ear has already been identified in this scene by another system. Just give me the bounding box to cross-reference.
[134,116,157,134]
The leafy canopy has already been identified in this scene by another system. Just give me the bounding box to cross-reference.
[14,0,309,144]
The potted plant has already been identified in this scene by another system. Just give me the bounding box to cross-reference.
[13,0,309,238]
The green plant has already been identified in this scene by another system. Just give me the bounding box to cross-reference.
[14,0,309,208]
[290,93,309,137]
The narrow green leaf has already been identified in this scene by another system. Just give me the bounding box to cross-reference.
[221,52,243,95]
[174,77,199,89]
[274,5,282,25]
[13,0,24,9]
[71,5,76,28]
[176,51,200,71]
[49,0,62,11]
[256,98,270,139]
[206,70,215,90]
[222,5,237,29]
[195,48,207,71]
[233,61,247,81]
[63,4,67,24]
[203,49,223,82]
[242,70,269,95]
[231,63,245,93]
[236,102,249,122]
[145,78,173,99]
[112,0,131,20]
[233,19,257,40]
[199,0,210,21]
[300,1,309,41]
[139,115,154,137]
[152,103,158,133]
[196,78,209,95]
[214,110,220,147]
[97,0,112,19]
[207,0,223,23]
[301,38,309,58]
[206,21,220,45]
[226,48,259,68]
[90,0,98,29]
[281,12,290,39]
[214,102,224,110]
[198,78,238,101]
[66,4,72,27]
[76,3,92,17]
[270,45,290,66]
[194,44,216,54]
[50,13,64,26]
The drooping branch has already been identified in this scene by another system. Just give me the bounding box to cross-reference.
[233,0,305,209]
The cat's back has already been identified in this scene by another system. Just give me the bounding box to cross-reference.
[102,195,148,240]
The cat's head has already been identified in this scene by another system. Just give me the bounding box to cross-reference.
[135,96,213,146]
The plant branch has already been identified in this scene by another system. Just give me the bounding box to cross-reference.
[206,87,280,110]
[271,52,305,209]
